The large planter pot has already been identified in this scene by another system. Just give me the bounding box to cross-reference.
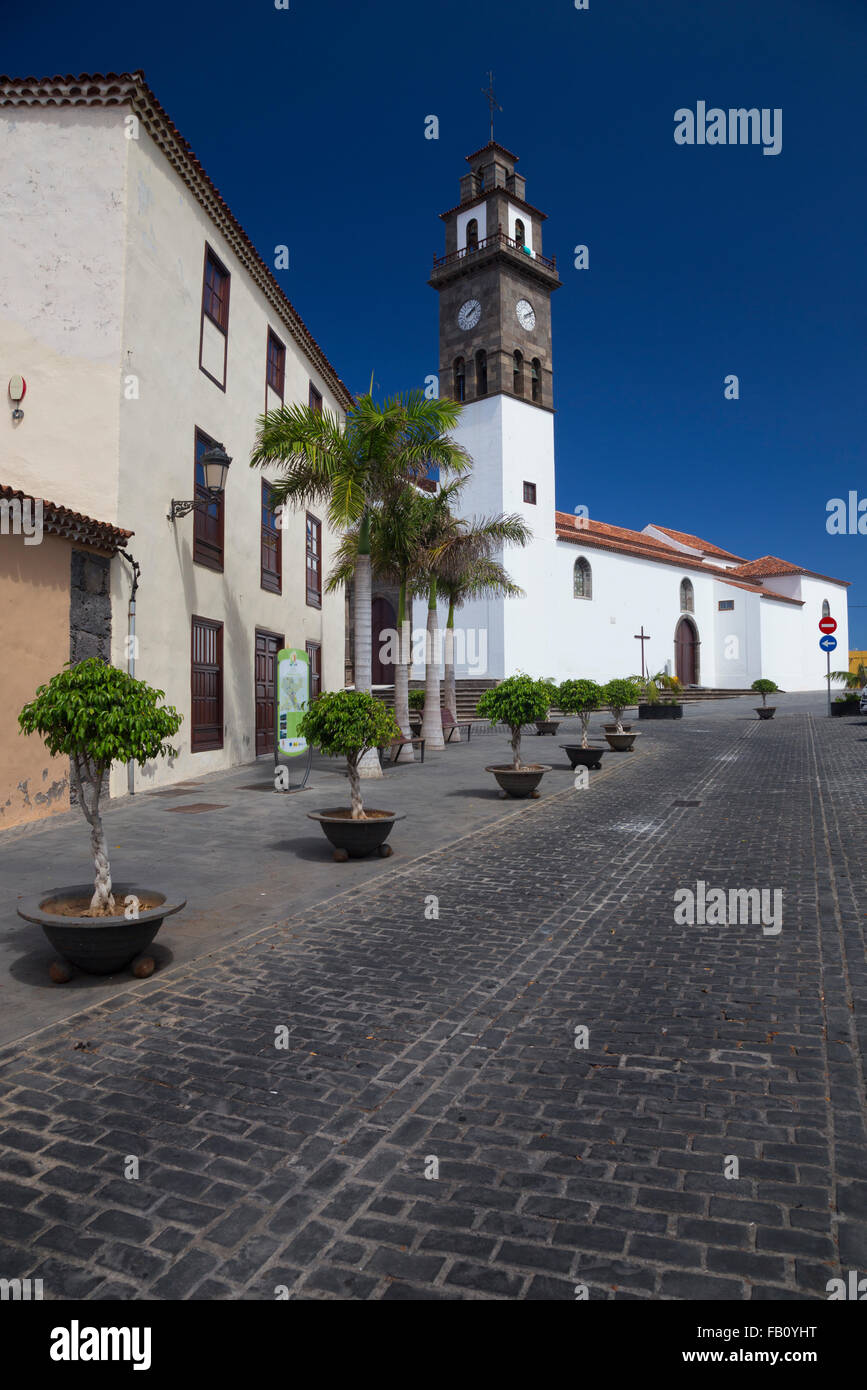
[485,765,551,799]
[603,723,632,733]
[561,745,606,771]
[17,883,185,977]
[308,808,405,860]
[534,720,561,735]
[755,707,776,720]
[638,703,684,720]
[604,732,639,752]
[409,718,423,737]
[831,702,860,717]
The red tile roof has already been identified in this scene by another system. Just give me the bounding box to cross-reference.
[645,524,746,563]
[730,555,850,586]
[0,483,132,552]
[554,512,803,605]
[0,73,355,413]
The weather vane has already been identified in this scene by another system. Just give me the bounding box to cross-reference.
[481,71,502,143]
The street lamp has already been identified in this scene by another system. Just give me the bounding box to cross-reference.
[168,442,232,521]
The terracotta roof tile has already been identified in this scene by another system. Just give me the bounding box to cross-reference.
[646,524,746,563]
[0,73,355,413]
[730,555,850,586]
[0,482,132,551]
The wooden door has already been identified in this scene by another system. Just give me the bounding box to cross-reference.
[306,641,321,702]
[371,596,397,686]
[674,617,698,686]
[255,629,283,756]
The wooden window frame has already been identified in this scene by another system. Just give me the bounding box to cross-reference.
[193,426,225,572]
[306,511,322,608]
[306,640,322,702]
[190,615,224,752]
[718,599,735,611]
[309,382,323,413]
[523,481,537,505]
[260,480,282,594]
[199,244,230,390]
[266,328,286,400]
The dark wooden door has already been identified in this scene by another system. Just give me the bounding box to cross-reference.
[306,641,321,701]
[675,617,698,686]
[255,629,283,756]
[371,596,397,686]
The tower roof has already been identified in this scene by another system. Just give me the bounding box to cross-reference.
[465,140,520,165]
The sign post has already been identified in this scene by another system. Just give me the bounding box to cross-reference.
[276,647,312,790]
[819,620,837,717]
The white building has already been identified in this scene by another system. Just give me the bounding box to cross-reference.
[411,139,849,692]
[0,72,351,824]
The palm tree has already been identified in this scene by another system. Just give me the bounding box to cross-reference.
[251,390,469,776]
[439,558,525,733]
[831,664,867,691]
[328,486,430,761]
[414,482,531,750]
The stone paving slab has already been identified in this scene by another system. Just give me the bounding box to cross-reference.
[0,695,864,1300]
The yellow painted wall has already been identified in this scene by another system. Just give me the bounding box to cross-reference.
[850,651,867,676]
[0,532,71,828]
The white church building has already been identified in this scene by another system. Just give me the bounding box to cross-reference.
[412,139,849,692]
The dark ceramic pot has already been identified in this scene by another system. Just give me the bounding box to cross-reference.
[603,723,633,733]
[830,702,859,717]
[485,765,550,798]
[638,703,684,720]
[604,732,639,752]
[534,720,561,735]
[560,745,606,770]
[755,707,776,720]
[17,884,185,975]
[308,809,404,859]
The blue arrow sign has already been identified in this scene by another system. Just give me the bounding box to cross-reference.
[819,635,837,652]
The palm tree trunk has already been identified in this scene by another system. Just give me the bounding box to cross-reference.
[354,526,382,779]
[394,582,414,764]
[443,597,459,740]
[421,582,445,750]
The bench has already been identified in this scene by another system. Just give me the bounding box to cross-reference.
[379,736,425,766]
[441,709,473,743]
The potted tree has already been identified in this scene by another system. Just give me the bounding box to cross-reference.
[534,679,562,736]
[751,678,779,720]
[408,689,425,737]
[478,674,553,798]
[830,668,866,716]
[602,678,642,751]
[302,690,404,860]
[637,672,684,720]
[16,658,185,979]
[557,679,606,770]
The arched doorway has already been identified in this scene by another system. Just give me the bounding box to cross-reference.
[371,595,397,686]
[674,617,699,685]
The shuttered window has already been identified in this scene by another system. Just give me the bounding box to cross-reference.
[193,428,225,571]
[306,513,322,607]
[191,617,224,751]
[261,481,282,593]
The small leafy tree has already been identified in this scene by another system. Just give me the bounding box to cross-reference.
[602,678,641,733]
[18,659,182,915]
[408,690,426,712]
[299,691,400,819]
[557,679,603,749]
[477,674,552,769]
[751,678,779,707]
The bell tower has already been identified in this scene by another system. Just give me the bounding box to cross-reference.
[429,141,560,410]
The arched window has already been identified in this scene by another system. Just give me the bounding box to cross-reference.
[573,556,592,599]
[531,358,541,403]
[453,357,465,402]
[680,578,694,613]
[475,349,488,396]
[821,599,830,618]
[515,218,525,249]
[513,350,524,396]
[466,218,479,253]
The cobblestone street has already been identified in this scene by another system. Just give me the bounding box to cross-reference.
[1,699,865,1300]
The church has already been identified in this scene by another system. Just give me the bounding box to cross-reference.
[409,138,849,693]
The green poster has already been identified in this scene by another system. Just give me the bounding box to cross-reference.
[277,648,309,757]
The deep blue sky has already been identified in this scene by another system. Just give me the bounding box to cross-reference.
[6,0,865,644]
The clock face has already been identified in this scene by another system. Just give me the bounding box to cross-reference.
[516,299,536,331]
[457,299,482,331]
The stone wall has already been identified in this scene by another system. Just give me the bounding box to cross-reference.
[70,550,112,665]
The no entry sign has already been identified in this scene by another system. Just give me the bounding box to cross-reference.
[819,616,837,634]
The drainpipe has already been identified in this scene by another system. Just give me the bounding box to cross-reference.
[118,550,141,796]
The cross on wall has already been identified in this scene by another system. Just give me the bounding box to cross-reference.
[634,625,652,679]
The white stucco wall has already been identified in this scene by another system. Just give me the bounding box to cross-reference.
[0,109,125,520]
[457,203,487,251]
[109,119,345,794]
